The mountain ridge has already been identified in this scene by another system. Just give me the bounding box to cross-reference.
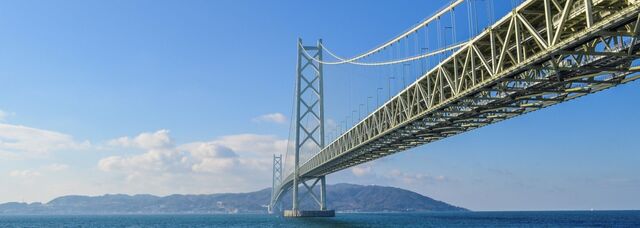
[0,183,467,214]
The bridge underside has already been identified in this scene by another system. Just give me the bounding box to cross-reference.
[274,0,640,208]
[315,51,640,176]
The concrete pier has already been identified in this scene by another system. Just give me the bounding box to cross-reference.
[284,210,335,217]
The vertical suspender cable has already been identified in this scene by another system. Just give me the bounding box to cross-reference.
[437,17,442,63]
[473,0,478,35]
[487,0,495,24]
[467,0,473,37]
[426,25,431,69]
[404,34,410,88]
[450,7,457,44]
[414,31,420,81]
[450,7,456,58]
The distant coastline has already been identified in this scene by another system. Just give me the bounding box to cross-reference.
[0,183,467,215]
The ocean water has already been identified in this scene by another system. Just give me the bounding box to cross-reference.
[0,211,638,227]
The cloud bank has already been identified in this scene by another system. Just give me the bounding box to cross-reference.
[98,130,287,193]
[0,123,90,159]
[252,113,287,124]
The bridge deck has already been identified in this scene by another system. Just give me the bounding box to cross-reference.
[273,0,640,205]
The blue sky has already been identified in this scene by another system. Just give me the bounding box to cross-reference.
[0,0,638,211]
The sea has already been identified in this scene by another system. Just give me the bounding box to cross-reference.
[0,211,638,227]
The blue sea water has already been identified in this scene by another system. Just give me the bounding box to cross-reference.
[0,211,638,227]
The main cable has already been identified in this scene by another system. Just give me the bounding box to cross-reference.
[301,41,467,66]
[305,0,464,65]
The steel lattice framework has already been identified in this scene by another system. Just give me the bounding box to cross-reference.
[272,0,640,210]
[277,39,328,214]
[268,155,282,213]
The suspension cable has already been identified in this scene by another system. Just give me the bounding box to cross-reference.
[305,0,464,65]
[301,41,467,66]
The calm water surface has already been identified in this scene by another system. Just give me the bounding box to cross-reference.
[0,211,638,227]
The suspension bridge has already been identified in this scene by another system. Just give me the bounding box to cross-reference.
[269,0,640,217]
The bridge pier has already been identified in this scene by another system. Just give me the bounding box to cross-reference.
[284,209,335,217]
[320,176,326,210]
[284,175,334,217]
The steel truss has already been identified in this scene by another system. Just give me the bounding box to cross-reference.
[279,0,640,206]
[274,0,640,205]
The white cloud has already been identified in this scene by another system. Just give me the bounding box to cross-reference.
[252,113,287,124]
[7,164,69,179]
[348,162,447,186]
[326,118,338,131]
[98,147,188,174]
[0,122,288,197]
[44,163,70,172]
[352,165,372,177]
[0,110,9,122]
[204,134,287,157]
[0,123,90,158]
[191,157,238,173]
[385,169,447,185]
[9,170,41,178]
[185,143,238,159]
[98,130,286,191]
[108,129,172,150]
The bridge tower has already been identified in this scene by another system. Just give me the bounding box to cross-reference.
[268,154,282,214]
[282,39,334,217]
